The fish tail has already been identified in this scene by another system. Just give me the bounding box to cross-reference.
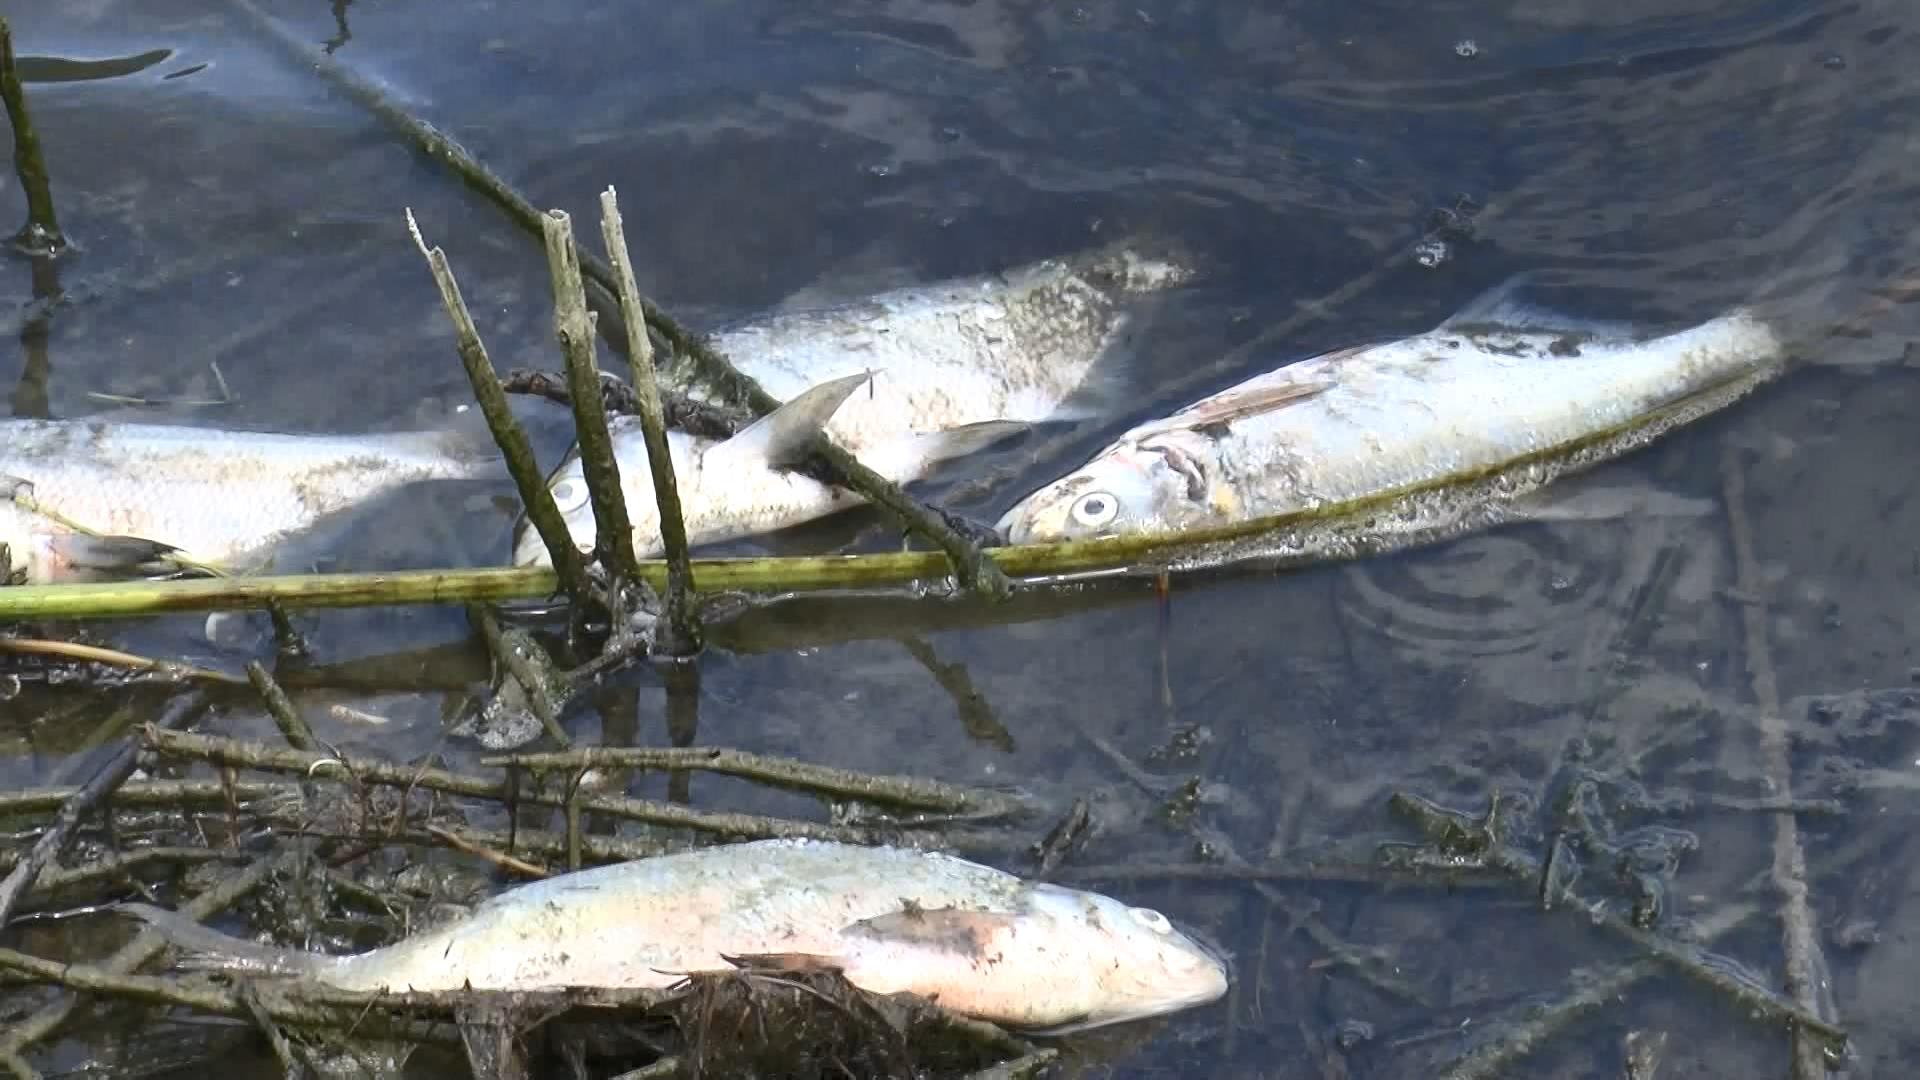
[117,902,323,979]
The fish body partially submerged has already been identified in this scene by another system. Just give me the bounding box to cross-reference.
[511,372,1026,567]
[514,245,1191,565]
[696,245,1193,448]
[125,838,1229,1033]
[997,283,1788,549]
[0,418,499,584]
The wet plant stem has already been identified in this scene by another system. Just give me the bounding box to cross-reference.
[0,19,64,254]
[599,186,701,654]
[541,207,642,588]
[483,746,1031,818]
[145,727,922,845]
[0,849,297,1059]
[471,604,572,747]
[406,209,588,602]
[245,661,316,751]
[0,946,669,1042]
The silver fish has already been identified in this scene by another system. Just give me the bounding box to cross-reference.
[0,417,498,584]
[689,244,1194,450]
[508,245,1191,566]
[123,838,1229,1033]
[511,372,1024,568]
[997,281,1787,550]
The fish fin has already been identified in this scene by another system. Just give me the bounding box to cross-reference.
[1164,374,1334,431]
[844,906,1015,958]
[1437,273,1641,339]
[1013,1014,1101,1037]
[907,420,1031,465]
[1508,480,1717,524]
[704,371,874,469]
[720,952,850,974]
[45,534,196,580]
[115,902,321,978]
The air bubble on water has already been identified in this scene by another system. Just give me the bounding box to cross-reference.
[1454,39,1479,58]
[1413,238,1451,268]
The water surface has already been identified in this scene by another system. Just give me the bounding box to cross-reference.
[4,0,1919,1075]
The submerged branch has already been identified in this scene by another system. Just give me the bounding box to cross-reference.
[1440,902,1758,1080]
[1721,446,1840,1079]
[0,692,206,926]
[1384,792,1850,1056]
[244,661,316,751]
[144,727,937,845]
[482,746,1033,818]
[0,849,297,1058]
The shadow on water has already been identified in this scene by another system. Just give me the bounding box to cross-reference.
[3,0,1920,1075]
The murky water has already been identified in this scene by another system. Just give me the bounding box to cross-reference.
[4,0,1920,1076]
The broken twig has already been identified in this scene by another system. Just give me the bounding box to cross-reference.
[599,185,702,654]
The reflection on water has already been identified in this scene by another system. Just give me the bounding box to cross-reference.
[3,0,1920,1075]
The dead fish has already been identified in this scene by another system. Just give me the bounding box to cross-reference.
[511,371,1026,567]
[691,243,1194,450]
[0,416,500,584]
[120,837,1229,1033]
[996,278,1787,549]
[509,245,1192,566]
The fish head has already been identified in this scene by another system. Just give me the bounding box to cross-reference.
[510,449,600,569]
[509,423,668,569]
[996,431,1221,545]
[1016,882,1230,1032]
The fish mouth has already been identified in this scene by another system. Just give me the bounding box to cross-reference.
[1175,920,1236,995]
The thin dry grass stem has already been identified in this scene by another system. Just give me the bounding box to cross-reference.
[424,825,548,879]
[0,637,240,685]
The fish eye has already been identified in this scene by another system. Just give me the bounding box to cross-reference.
[550,477,588,512]
[1071,491,1120,528]
[1129,907,1172,934]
